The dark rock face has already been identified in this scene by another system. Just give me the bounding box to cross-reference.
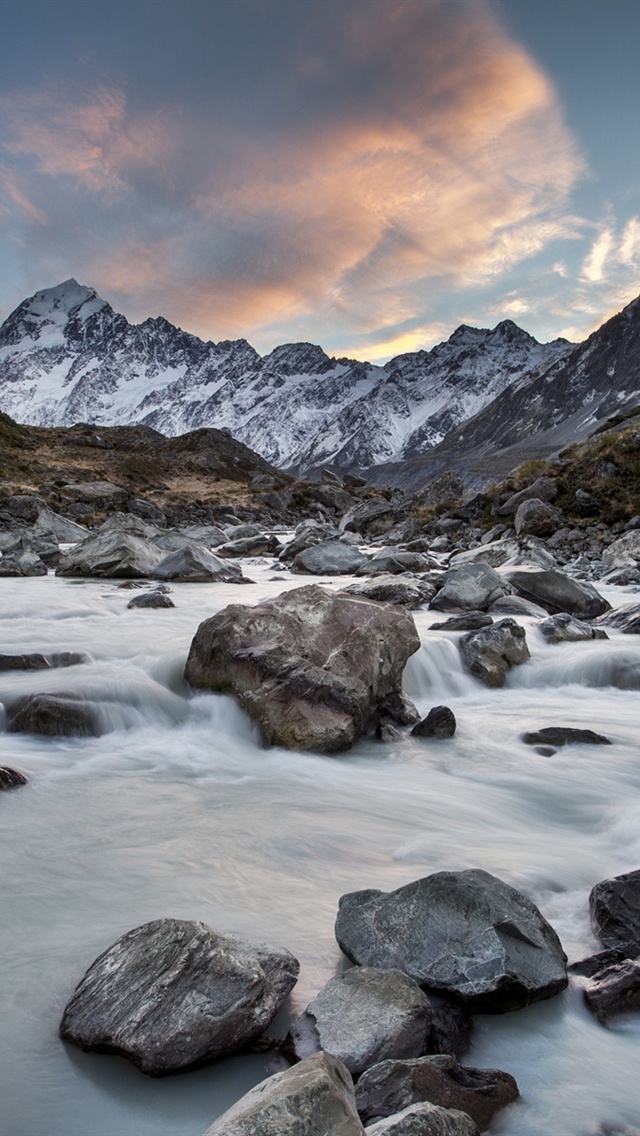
[429,612,492,631]
[127,591,175,609]
[7,693,103,737]
[424,1002,472,1062]
[354,1055,519,1131]
[0,766,28,790]
[595,602,640,635]
[583,958,640,1022]
[429,564,509,614]
[502,567,610,619]
[364,1101,480,1136]
[60,919,300,1077]
[335,869,568,1013]
[184,585,420,753]
[569,944,640,978]
[590,870,640,948]
[56,531,163,578]
[537,613,608,643]
[0,651,90,671]
[153,545,243,583]
[412,707,456,739]
[286,967,432,1078]
[292,541,370,575]
[458,620,529,687]
[522,727,612,747]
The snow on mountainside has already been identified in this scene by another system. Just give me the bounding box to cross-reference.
[0,279,571,471]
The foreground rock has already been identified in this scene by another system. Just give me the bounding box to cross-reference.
[0,766,28,790]
[60,919,299,1076]
[412,707,456,739]
[458,620,529,687]
[203,1051,365,1135]
[286,968,432,1077]
[365,1101,479,1136]
[590,870,640,948]
[583,958,640,1022]
[56,530,163,578]
[7,693,103,737]
[500,566,610,619]
[184,585,420,753]
[335,869,567,1013]
[355,1055,519,1131]
[522,727,612,747]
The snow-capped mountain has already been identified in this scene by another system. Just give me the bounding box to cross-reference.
[0,279,570,472]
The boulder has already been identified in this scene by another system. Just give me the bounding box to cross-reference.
[569,945,640,978]
[6,493,44,522]
[488,594,548,618]
[412,707,456,739]
[292,542,370,576]
[458,620,529,687]
[355,1055,518,1131]
[0,550,47,576]
[286,968,432,1077]
[429,612,492,632]
[279,521,339,561]
[217,535,280,558]
[60,919,299,1077]
[179,523,228,546]
[522,727,611,747]
[342,576,436,609]
[514,498,563,537]
[62,480,128,507]
[0,651,90,671]
[583,958,640,1022]
[7,692,103,737]
[153,545,243,583]
[595,603,640,635]
[602,531,640,572]
[34,507,89,543]
[364,1102,479,1136]
[184,585,420,753]
[335,869,567,1013]
[537,613,608,643]
[429,564,510,614]
[590,870,640,948]
[56,530,163,578]
[358,552,433,577]
[498,476,557,516]
[0,766,28,790]
[408,472,464,512]
[425,1003,472,1061]
[500,566,610,619]
[340,500,399,537]
[448,542,518,570]
[127,591,175,609]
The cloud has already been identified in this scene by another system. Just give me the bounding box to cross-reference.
[0,0,585,354]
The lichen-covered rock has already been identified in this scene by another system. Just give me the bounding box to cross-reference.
[590,870,640,948]
[458,619,529,687]
[364,1101,479,1136]
[60,919,299,1076]
[335,869,567,1013]
[184,585,420,753]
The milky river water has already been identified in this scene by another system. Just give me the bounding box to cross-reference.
[1,563,640,1135]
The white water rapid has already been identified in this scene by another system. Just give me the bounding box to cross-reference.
[1,565,640,1135]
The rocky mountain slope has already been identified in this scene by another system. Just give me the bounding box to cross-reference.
[0,279,569,473]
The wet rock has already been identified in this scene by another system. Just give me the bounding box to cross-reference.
[429,564,510,613]
[537,613,608,643]
[56,531,164,578]
[127,591,175,609]
[458,619,529,687]
[583,958,640,1022]
[203,1051,363,1135]
[7,692,103,737]
[342,576,436,609]
[377,723,403,743]
[60,919,300,1077]
[0,766,28,790]
[184,585,420,753]
[425,1003,472,1062]
[292,541,370,575]
[286,967,432,1077]
[522,727,611,746]
[364,1101,479,1136]
[154,545,244,582]
[0,650,90,671]
[569,945,640,977]
[335,868,568,1013]
[595,602,640,635]
[514,498,563,537]
[412,707,456,739]
[429,612,493,631]
[590,870,640,948]
[501,566,610,619]
[355,1055,519,1131]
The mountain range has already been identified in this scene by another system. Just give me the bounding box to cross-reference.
[0,278,638,487]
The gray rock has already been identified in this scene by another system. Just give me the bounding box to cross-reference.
[203,1051,364,1135]
[184,585,420,753]
[365,1101,479,1136]
[602,531,640,572]
[412,707,456,739]
[179,524,228,546]
[0,550,47,576]
[342,576,436,609]
[286,967,432,1077]
[7,693,103,737]
[355,1055,519,1131]
[60,919,299,1077]
[217,535,280,558]
[56,530,164,578]
[569,945,640,978]
[488,594,548,618]
[590,870,640,948]
[448,541,518,569]
[501,566,610,619]
[292,541,370,575]
[335,869,567,1013]
[0,651,90,671]
[498,476,557,516]
[409,472,464,512]
[429,564,510,613]
[7,493,44,522]
[514,498,563,537]
[35,507,89,543]
[153,545,244,583]
[340,500,398,537]
[278,520,338,561]
[359,552,433,577]
[429,612,493,631]
[537,613,609,643]
[458,620,529,687]
[62,480,128,507]
[127,591,175,609]
[595,603,640,635]
[0,766,28,790]
[425,1003,472,1061]
[583,958,640,1022]
[522,727,611,746]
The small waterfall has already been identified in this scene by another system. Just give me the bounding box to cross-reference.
[403,636,479,701]
[510,643,640,691]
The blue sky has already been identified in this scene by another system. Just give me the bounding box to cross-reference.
[1,0,639,360]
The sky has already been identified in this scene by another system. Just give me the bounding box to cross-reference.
[0,0,639,361]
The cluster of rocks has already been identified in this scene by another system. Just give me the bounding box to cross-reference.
[54,863,640,1134]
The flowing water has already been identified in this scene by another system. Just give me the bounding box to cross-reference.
[1,564,640,1135]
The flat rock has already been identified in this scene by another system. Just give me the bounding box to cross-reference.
[286,967,432,1077]
[590,870,640,948]
[335,868,567,1013]
[184,585,420,753]
[292,541,370,575]
[537,613,608,643]
[429,612,492,631]
[355,1055,519,1131]
[364,1102,479,1136]
[458,620,529,687]
[7,692,103,737]
[153,545,243,582]
[583,958,640,1022]
[0,651,90,671]
[0,766,28,790]
[430,564,510,614]
[203,1051,365,1135]
[56,530,163,578]
[412,707,456,739]
[500,566,610,619]
[522,727,612,746]
[60,918,299,1076]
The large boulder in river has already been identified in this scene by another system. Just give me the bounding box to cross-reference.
[429,564,510,613]
[335,869,568,1013]
[0,550,47,576]
[286,967,432,1077]
[60,919,299,1076]
[537,613,608,643]
[590,870,640,948]
[500,566,609,619]
[595,602,640,635]
[364,1101,480,1136]
[184,585,420,753]
[203,1051,365,1136]
[458,619,529,687]
[56,530,163,578]
[292,541,370,575]
[341,576,436,609]
[153,545,243,583]
[7,692,103,737]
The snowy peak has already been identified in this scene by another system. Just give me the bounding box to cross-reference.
[0,278,112,354]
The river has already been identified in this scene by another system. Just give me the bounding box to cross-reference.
[1,563,639,1135]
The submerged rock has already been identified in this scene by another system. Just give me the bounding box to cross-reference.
[184,585,420,753]
[458,620,529,687]
[522,727,612,747]
[0,766,28,790]
[127,591,175,609]
[595,602,640,635]
[7,692,103,737]
[335,869,567,1013]
[0,651,90,671]
[411,707,456,739]
[60,919,299,1076]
